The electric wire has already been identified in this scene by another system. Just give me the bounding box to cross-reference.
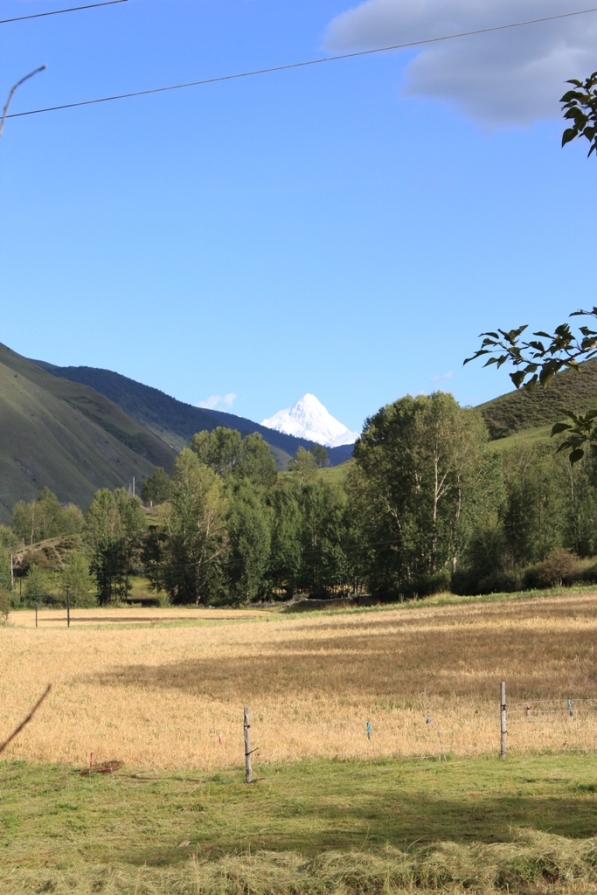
[0,0,127,26]
[6,6,597,120]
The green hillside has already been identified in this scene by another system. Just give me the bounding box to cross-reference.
[478,359,597,440]
[0,345,177,523]
[5,339,593,528]
[34,362,354,469]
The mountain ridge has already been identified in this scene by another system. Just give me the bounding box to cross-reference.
[34,362,355,468]
[0,344,177,522]
[261,393,359,448]
[3,340,592,526]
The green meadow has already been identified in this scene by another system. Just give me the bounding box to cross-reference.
[3,752,597,893]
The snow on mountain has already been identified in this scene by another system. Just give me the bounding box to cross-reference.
[261,394,359,448]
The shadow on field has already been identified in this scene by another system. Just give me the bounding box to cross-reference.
[126,788,597,867]
[4,759,597,871]
[86,624,597,701]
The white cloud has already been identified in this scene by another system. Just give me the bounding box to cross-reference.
[324,0,597,126]
[432,371,454,382]
[197,392,237,411]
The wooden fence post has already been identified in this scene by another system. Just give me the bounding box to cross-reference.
[244,706,254,783]
[66,587,70,629]
[500,681,507,760]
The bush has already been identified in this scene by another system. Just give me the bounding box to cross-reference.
[387,570,452,601]
[451,568,521,596]
[523,548,580,589]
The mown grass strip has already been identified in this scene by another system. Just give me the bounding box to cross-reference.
[4,753,597,892]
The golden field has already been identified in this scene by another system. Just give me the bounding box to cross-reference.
[2,592,597,770]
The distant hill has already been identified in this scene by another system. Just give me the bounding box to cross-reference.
[478,359,597,440]
[6,340,597,526]
[34,363,354,467]
[0,344,177,523]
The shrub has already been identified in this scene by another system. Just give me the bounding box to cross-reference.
[394,570,452,601]
[523,548,580,589]
[452,568,521,596]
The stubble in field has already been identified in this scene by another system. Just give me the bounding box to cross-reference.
[2,594,597,769]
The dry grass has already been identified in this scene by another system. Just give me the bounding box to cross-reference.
[5,832,597,894]
[3,592,597,770]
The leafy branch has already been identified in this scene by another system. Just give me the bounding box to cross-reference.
[561,71,597,157]
[464,309,597,388]
[464,311,597,462]
[464,70,597,463]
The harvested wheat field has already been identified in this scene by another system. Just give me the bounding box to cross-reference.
[2,591,597,770]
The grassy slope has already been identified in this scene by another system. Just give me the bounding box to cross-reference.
[1,347,175,470]
[479,358,597,440]
[0,345,176,522]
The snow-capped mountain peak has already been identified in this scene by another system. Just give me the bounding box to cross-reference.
[261,394,358,448]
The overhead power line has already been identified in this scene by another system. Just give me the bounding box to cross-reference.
[6,5,597,121]
[0,65,46,137]
[0,0,128,26]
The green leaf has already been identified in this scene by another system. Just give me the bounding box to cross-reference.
[551,422,572,436]
[569,448,585,464]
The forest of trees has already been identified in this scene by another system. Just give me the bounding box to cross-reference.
[4,393,597,613]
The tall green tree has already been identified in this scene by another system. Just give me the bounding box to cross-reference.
[190,428,242,477]
[24,563,50,603]
[266,483,303,598]
[226,482,272,602]
[62,552,95,607]
[500,444,569,568]
[191,428,277,487]
[349,393,489,598]
[12,488,83,545]
[235,433,277,487]
[0,525,19,551]
[288,446,318,480]
[84,488,145,604]
[157,449,228,604]
[141,467,173,505]
[294,479,349,596]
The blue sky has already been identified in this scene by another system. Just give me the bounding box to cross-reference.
[1,0,596,434]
